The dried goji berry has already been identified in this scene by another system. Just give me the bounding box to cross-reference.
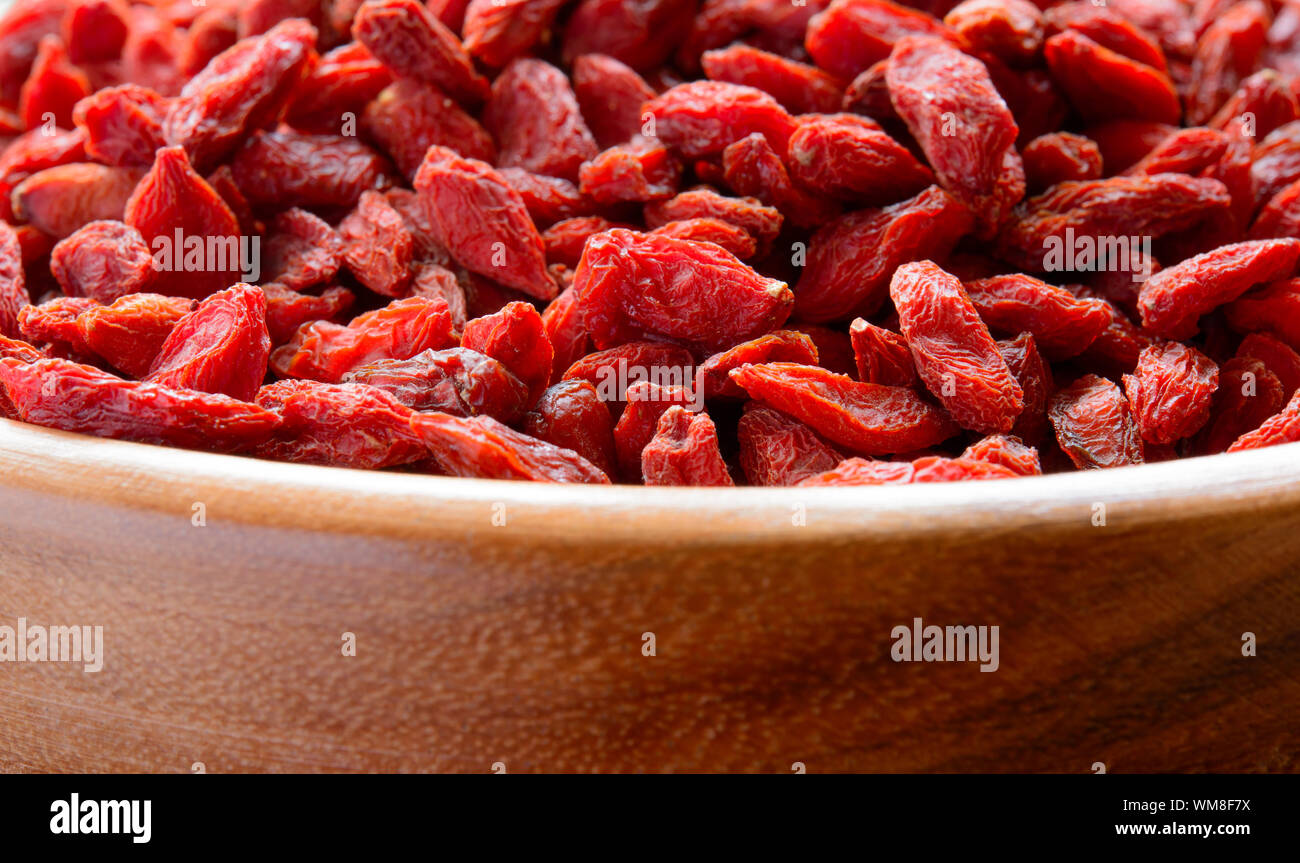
[643,80,796,159]
[729,361,957,454]
[888,36,1025,237]
[0,356,281,452]
[786,113,934,205]
[263,209,343,293]
[720,131,843,230]
[338,190,415,298]
[19,36,92,131]
[649,218,758,260]
[461,301,554,408]
[737,403,844,486]
[891,261,1024,433]
[231,129,394,209]
[343,347,530,422]
[283,40,392,133]
[962,433,1041,475]
[360,78,495,181]
[644,186,784,246]
[561,0,696,72]
[574,228,794,354]
[0,0,65,108]
[1048,373,1144,468]
[1124,127,1228,176]
[496,167,586,227]
[1043,30,1181,125]
[521,379,618,477]
[254,378,427,469]
[1021,132,1102,194]
[123,145,242,299]
[261,283,355,346]
[74,292,194,377]
[1235,331,1300,399]
[640,406,733,486]
[162,19,317,171]
[1121,342,1219,444]
[996,173,1232,272]
[48,220,154,303]
[1193,356,1283,454]
[806,0,959,81]
[611,379,699,479]
[1208,69,1298,137]
[944,0,1044,67]
[0,127,87,222]
[145,283,270,402]
[571,53,658,150]
[541,284,590,383]
[964,274,1111,360]
[351,0,490,106]
[72,84,170,167]
[578,139,681,204]
[180,6,239,78]
[702,44,845,115]
[0,222,32,340]
[562,341,696,405]
[413,146,555,300]
[18,296,98,355]
[271,296,455,382]
[462,0,569,69]
[1186,1,1269,126]
[1226,389,1300,451]
[11,163,144,239]
[1139,239,1300,339]
[795,185,973,322]
[409,412,611,483]
[849,319,916,387]
[997,332,1054,446]
[698,330,819,400]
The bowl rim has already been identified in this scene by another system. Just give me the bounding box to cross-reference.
[3,417,1298,545]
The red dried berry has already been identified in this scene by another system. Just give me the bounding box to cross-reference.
[1138,240,1300,340]
[461,301,554,408]
[11,163,144,239]
[891,261,1024,433]
[413,146,556,300]
[338,190,415,298]
[738,404,844,486]
[271,296,455,382]
[0,356,280,452]
[1195,357,1284,454]
[231,129,394,209]
[1048,373,1144,469]
[961,433,1042,476]
[74,293,193,378]
[574,228,794,354]
[262,284,355,346]
[888,36,1025,237]
[698,331,819,400]
[360,79,494,182]
[729,362,958,454]
[145,284,270,402]
[702,44,845,115]
[786,113,934,205]
[0,222,32,340]
[641,406,733,486]
[850,319,916,388]
[351,0,490,106]
[343,347,529,423]
[1227,389,1300,452]
[162,19,317,171]
[409,412,611,483]
[806,0,959,81]
[254,379,427,469]
[1121,342,1219,444]
[643,80,796,159]
[521,379,618,477]
[796,185,974,323]
[572,53,658,150]
[71,84,169,167]
[643,187,784,245]
[485,58,598,183]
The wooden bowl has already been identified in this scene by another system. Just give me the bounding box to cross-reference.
[1,416,1297,773]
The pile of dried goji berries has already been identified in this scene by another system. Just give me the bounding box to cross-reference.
[3,0,1300,486]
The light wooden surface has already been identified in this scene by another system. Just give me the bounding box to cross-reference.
[0,416,1297,773]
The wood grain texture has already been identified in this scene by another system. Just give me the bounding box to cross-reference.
[0,417,1297,773]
